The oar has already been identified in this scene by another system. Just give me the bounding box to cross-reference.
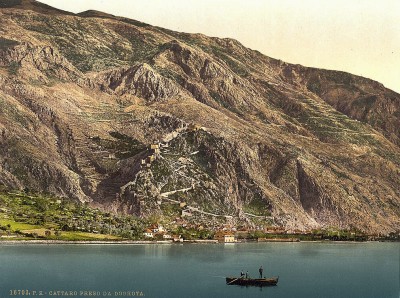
[227,276,244,285]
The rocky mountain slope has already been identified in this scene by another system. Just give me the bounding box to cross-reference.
[0,0,399,233]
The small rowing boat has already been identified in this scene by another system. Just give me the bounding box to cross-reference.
[226,276,279,287]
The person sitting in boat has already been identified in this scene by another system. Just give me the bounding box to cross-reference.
[259,266,263,278]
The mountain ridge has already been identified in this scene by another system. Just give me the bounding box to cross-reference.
[0,1,399,234]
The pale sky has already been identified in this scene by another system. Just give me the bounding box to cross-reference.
[40,0,400,93]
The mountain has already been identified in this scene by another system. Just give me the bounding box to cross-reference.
[0,0,399,234]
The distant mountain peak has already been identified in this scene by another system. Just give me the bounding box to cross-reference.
[77,9,116,18]
[0,0,75,15]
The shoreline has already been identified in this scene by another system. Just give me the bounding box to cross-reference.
[0,239,396,245]
[0,239,220,245]
[0,240,174,245]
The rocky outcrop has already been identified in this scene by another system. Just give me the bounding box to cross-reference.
[278,64,400,145]
[94,64,180,102]
[154,41,261,112]
[0,41,82,83]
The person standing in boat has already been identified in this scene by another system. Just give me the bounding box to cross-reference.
[240,270,244,277]
[245,271,249,278]
[259,266,263,278]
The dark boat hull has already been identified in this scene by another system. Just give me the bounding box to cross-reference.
[226,276,279,287]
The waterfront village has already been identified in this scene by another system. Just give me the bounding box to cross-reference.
[1,190,399,242]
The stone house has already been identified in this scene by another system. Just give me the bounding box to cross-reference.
[214,231,237,243]
[143,229,154,238]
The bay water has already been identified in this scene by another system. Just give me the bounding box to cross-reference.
[0,242,399,298]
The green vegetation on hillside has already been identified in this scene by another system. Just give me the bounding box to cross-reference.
[91,132,146,159]
[7,61,20,76]
[0,0,22,8]
[0,37,19,50]
[244,195,272,216]
[0,190,146,241]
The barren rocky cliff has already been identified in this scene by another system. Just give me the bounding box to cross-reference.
[0,0,399,233]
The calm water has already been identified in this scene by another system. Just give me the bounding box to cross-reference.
[0,242,399,298]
